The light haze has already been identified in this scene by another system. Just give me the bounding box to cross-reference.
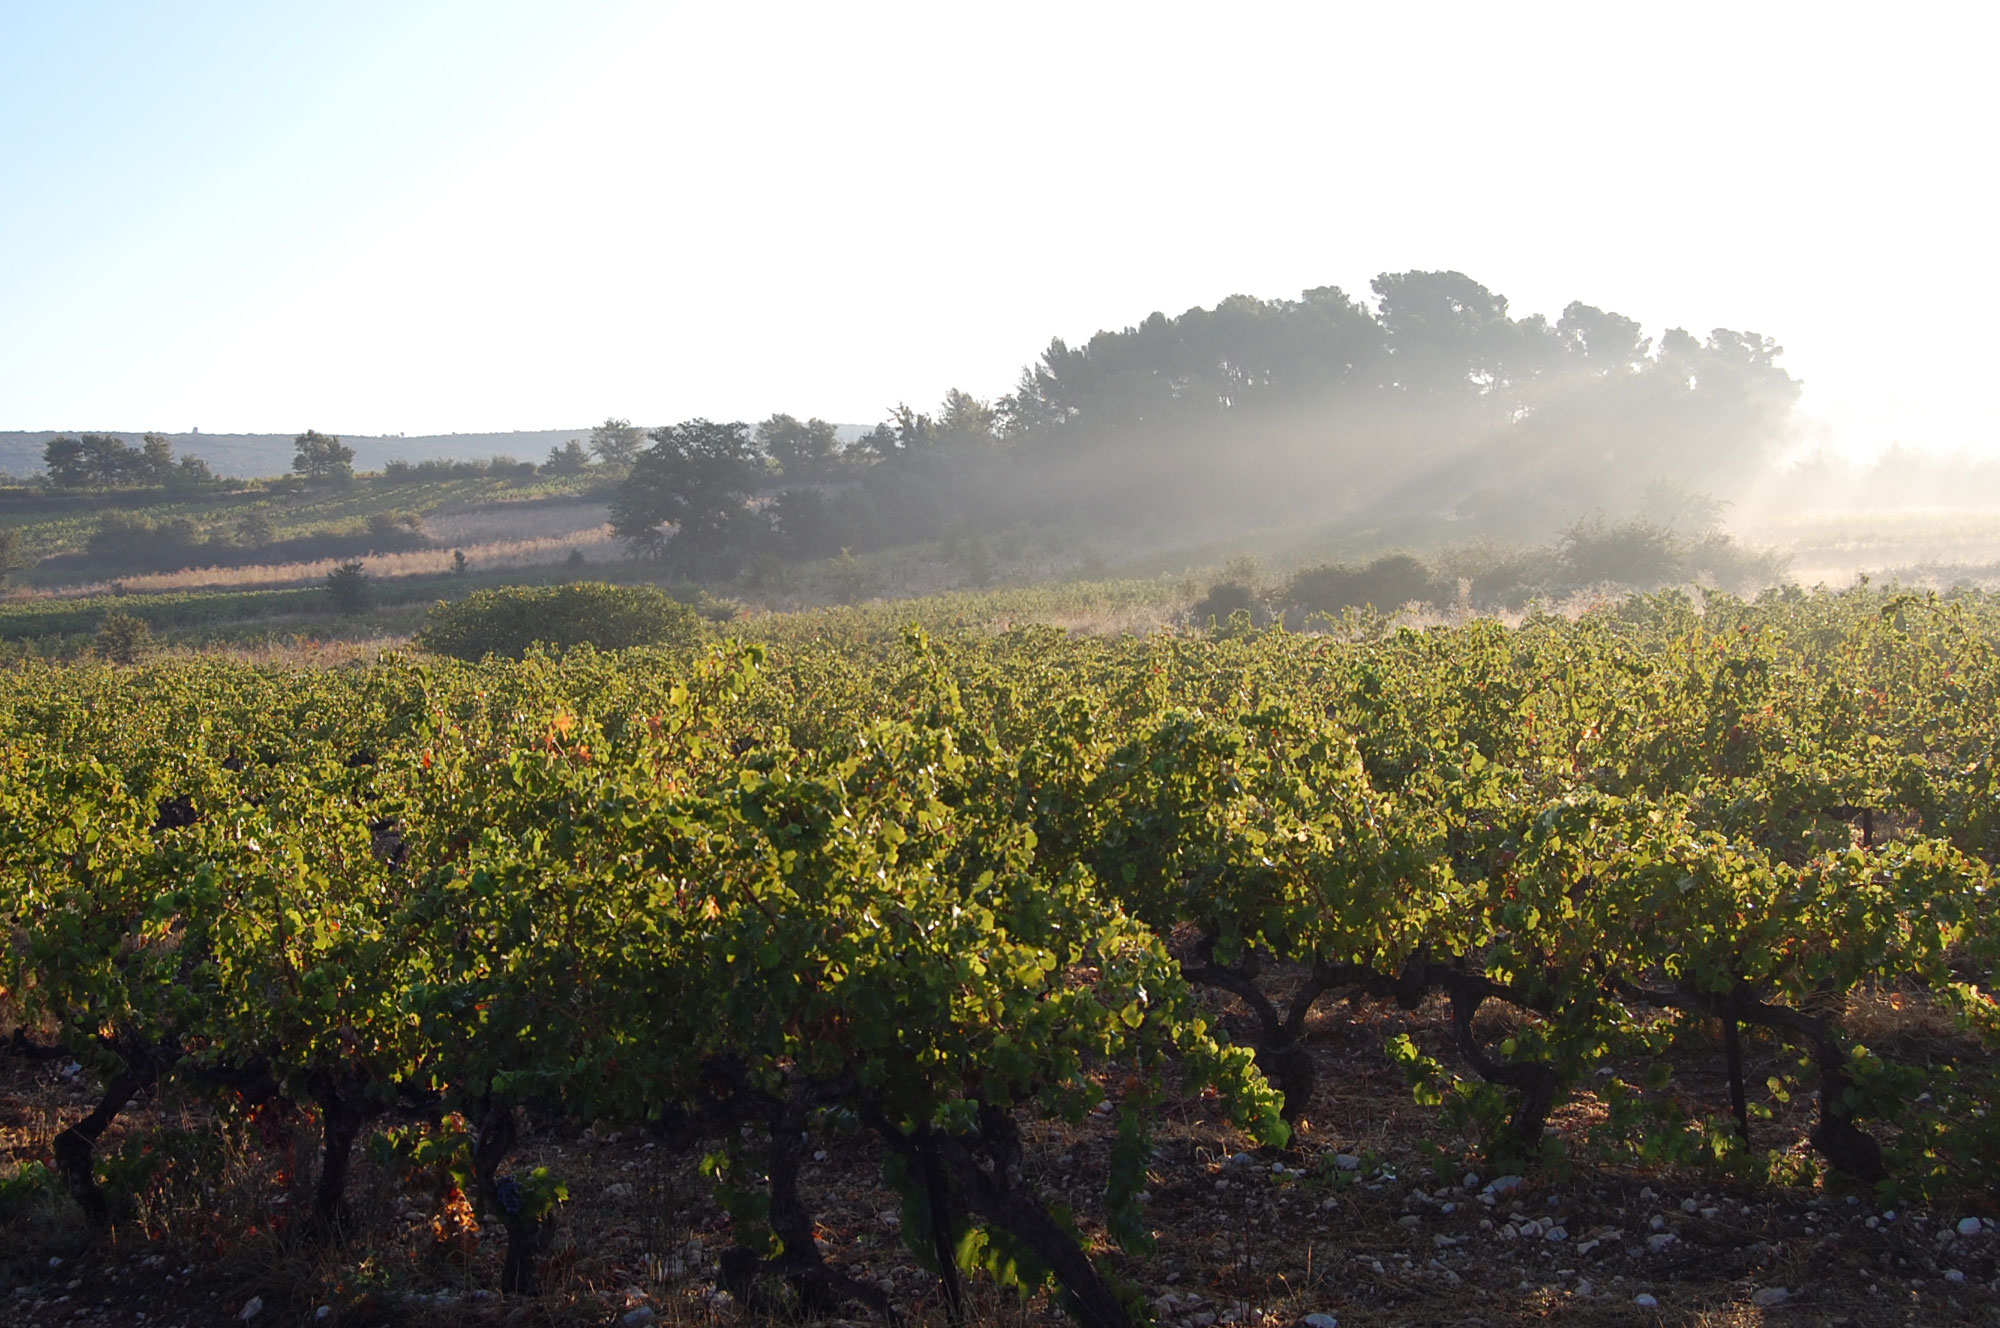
[0,1,1987,459]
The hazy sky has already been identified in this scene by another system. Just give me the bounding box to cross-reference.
[0,2,1989,457]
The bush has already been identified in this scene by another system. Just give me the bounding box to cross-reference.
[381,455,535,484]
[325,561,371,613]
[85,512,200,567]
[0,527,29,586]
[235,510,276,547]
[1189,580,1259,627]
[366,511,424,543]
[94,610,152,664]
[1557,516,1685,588]
[1442,519,1788,607]
[1281,554,1444,624]
[414,582,704,661]
[1686,532,1790,593]
[1464,548,1559,609]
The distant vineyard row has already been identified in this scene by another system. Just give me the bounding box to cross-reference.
[6,586,2000,1325]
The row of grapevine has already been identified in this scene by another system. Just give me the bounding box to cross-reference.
[5,585,2000,1323]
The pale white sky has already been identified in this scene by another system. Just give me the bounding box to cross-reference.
[0,2,1990,458]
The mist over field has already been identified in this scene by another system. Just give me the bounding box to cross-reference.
[12,266,2000,609]
[564,270,2000,604]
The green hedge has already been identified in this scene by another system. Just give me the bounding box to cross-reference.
[414,581,703,660]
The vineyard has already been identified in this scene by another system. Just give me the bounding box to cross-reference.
[6,585,2000,1326]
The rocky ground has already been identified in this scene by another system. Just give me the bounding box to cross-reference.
[5,994,1999,1328]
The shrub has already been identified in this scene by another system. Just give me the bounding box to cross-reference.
[235,510,276,547]
[381,456,529,484]
[325,561,371,613]
[1464,548,1559,609]
[955,534,995,587]
[85,512,199,567]
[1683,531,1790,593]
[94,610,152,664]
[1282,554,1443,624]
[366,511,424,543]
[1189,580,1258,627]
[1557,516,1686,588]
[0,527,29,586]
[414,582,704,661]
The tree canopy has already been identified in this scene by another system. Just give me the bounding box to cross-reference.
[42,433,216,489]
[607,269,1803,569]
[607,419,764,572]
[292,429,355,484]
[755,414,841,481]
[588,417,646,468]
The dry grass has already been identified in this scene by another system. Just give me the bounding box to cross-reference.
[419,500,613,547]
[37,527,621,597]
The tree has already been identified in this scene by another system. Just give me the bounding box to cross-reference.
[42,436,90,487]
[936,389,998,448]
[42,432,215,490]
[608,419,764,570]
[293,430,355,484]
[767,486,851,559]
[588,418,646,468]
[94,611,152,664]
[1369,269,1548,398]
[888,403,938,452]
[83,434,140,485]
[169,453,218,490]
[44,434,140,487]
[543,439,592,475]
[1556,301,1650,370]
[235,510,276,547]
[755,414,842,482]
[851,422,900,463]
[138,434,176,484]
[324,560,370,612]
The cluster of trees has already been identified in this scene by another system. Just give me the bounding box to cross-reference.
[42,433,217,490]
[607,270,1801,573]
[377,420,665,483]
[37,426,600,492]
[605,401,1025,572]
[38,429,358,490]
